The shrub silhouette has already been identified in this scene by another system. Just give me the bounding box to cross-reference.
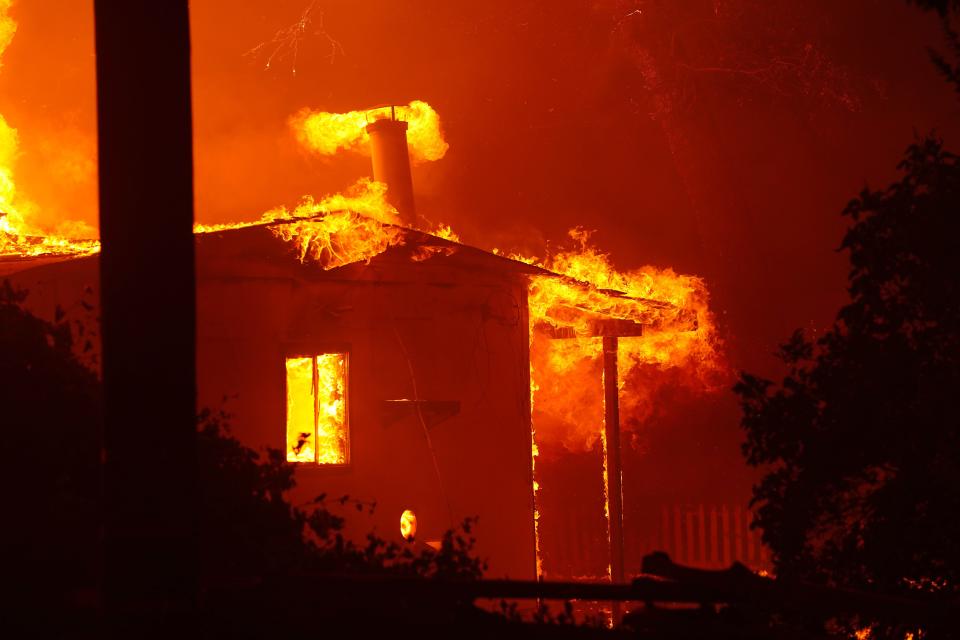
[0,282,483,618]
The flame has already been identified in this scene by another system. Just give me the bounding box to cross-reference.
[285,353,348,465]
[195,178,408,270]
[431,223,460,242]
[523,229,726,578]
[262,178,404,269]
[599,424,612,581]
[271,209,403,270]
[0,2,99,259]
[530,364,544,579]
[200,177,454,270]
[400,509,418,541]
[524,228,725,452]
[291,100,448,164]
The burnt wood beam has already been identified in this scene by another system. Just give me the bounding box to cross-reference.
[94,0,197,617]
[535,319,645,339]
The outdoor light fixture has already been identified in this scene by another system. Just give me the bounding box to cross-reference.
[400,509,417,541]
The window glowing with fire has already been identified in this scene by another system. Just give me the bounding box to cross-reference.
[285,354,349,464]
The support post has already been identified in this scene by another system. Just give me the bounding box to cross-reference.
[94,0,197,617]
[603,336,625,623]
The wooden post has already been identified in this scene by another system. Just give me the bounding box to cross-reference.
[94,0,197,617]
[519,286,541,582]
[602,336,625,623]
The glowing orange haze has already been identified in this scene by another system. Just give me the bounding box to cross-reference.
[0,73,726,454]
[0,2,97,258]
[0,7,725,581]
[0,0,725,493]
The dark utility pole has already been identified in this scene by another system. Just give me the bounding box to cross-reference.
[94,0,197,617]
[603,336,625,623]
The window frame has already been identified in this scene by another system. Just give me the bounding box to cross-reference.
[282,341,352,468]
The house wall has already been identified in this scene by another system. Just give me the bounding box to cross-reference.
[194,270,537,579]
[6,249,538,579]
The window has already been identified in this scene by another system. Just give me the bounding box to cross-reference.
[285,353,349,464]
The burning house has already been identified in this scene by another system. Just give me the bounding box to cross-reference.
[2,103,725,581]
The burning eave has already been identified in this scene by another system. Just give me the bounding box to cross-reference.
[530,274,699,341]
[4,209,701,342]
[208,210,553,279]
[1,232,99,259]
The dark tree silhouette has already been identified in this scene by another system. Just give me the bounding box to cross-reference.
[736,137,960,607]
[910,0,960,93]
[0,285,484,628]
[0,282,101,609]
[910,0,960,15]
[197,407,486,584]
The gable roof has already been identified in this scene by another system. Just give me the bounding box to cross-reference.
[2,211,694,336]
[195,214,553,278]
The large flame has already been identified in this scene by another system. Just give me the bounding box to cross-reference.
[196,177,406,270]
[291,100,449,164]
[522,228,725,452]
[0,97,446,260]
[262,177,402,269]
[285,353,348,465]
[0,2,98,259]
[522,229,726,579]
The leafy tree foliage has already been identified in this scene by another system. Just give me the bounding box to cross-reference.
[198,407,485,583]
[736,137,960,599]
[0,281,101,606]
[0,284,482,616]
[910,0,960,94]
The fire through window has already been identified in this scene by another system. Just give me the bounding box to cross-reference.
[285,353,349,464]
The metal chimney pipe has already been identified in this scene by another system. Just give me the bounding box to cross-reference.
[366,110,417,227]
